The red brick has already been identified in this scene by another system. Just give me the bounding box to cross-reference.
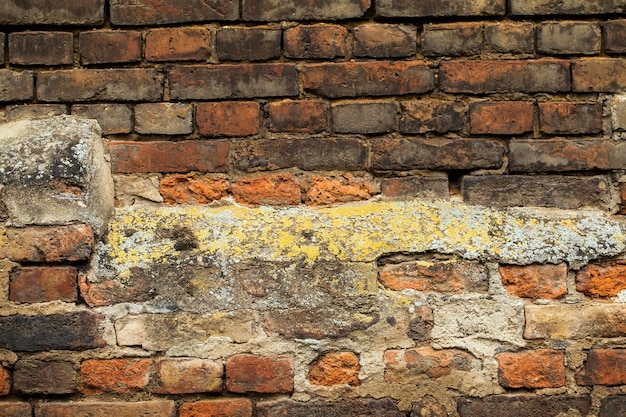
[537,22,601,55]
[308,352,360,386]
[170,64,298,100]
[13,360,76,394]
[384,347,477,381]
[577,349,626,386]
[573,58,626,92]
[353,24,417,58]
[440,60,570,93]
[232,173,301,206]
[0,70,33,102]
[377,0,504,17]
[470,101,533,135]
[9,32,72,65]
[217,27,281,61]
[145,28,211,62]
[71,104,132,135]
[0,1,104,25]
[1,224,93,262]
[180,399,252,417]
[399,99,466,134]
[80,359,152,394]
[283,24,348,59]
[422,23,483,56]
[266,100,327,133]
[500,264,567,299]
[9,266,77,303]
[196,101,259,137]
[576,261,626,297]
[605,20,626,53]
[79,273,153,307]
[379,259,488,293]
[110,0,237,25]
[0,366,10,396]
[37,69,163,102]
[373,138,505,171]
[154,358,222,394]
[242,0,370,21]
[539,102,602,134]
[304,174,379,206]
[226,354,293,393]
[109,140,229,173]
[34,401,175,417]
[381,176,449,199]
[497,349,566,388]
[485,23,534,54]
[135,103,193,135]
[160,174,229,205]
[0,403,30,417]
[6,104,67,121]
[79,31,141,65]
[303,61,434,98]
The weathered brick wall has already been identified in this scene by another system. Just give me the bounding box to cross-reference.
[2,1,626,416]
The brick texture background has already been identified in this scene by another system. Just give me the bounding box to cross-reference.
[2,1,626,416]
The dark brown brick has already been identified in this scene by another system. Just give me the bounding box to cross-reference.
[440,60,570,94]
[233,138,368,172]
[258,399,404,417]
[71,104,132,135]
[509,139,626,172]
[537,22,601,55]
[79,31,141,65]
[462,175,613,210]
[0,33,4,65]
[197,101,260,137]
[109,141,229,173]
[242,0,370,21]
[422,23,483,56]
[0,312,105,351]
[0,0,104,25]
[573,58,626,92]
[9,32,72,65]
[9,266,77,303]
[373,138,505,171]
[13,360,76,394]
[37,69,163,102]
[1,224,94,263]
[283,24,348,59]
[485,23,534,54]
[170,64,298,100]
[110,0,237,25]
[470,101,533,135]
[226,354,293,394]
[539,102,602,134]
[377,0,505,17]
[399,100,466,134]
[458,395,591,417]
[511,0,625,15]
[381,176,449,199]
[332,102,397,134]
[411,396,448,417]
[577,349,626,386]
[600,396,626,417]
[407,307,435,341]
[303,61,434,98]
[0,403,30,417]
[353,24,417,58]
[0,70,33,102]
[266,100,328,134]
[217,27,281,61]
[6,104,67,121]
[145,28,211,62]
[34,401,175,417]
[605,20,626,53]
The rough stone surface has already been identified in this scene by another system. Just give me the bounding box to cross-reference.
[154,358,222,394]
[524,304,626,339]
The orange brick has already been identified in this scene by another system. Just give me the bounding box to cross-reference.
[226,354,293,393]
[0,366,10,396]
[232,173,301,206]
[304,174,378,206]
[576,260,626,297]
[576,349,626,386]
[283,24,348,59]
[500,263,567,299]
[146,27,211,61]
[80,359,152,394]
[308,351,360,386]
[497,349,566,388]
[160,174,229,205]
[154,358,222,394]
[470,101,534,134]
[196,101,259,137]
[179,399,252,417]
[379,260,488,293]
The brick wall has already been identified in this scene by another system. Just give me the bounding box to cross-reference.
[2,1,626,416]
